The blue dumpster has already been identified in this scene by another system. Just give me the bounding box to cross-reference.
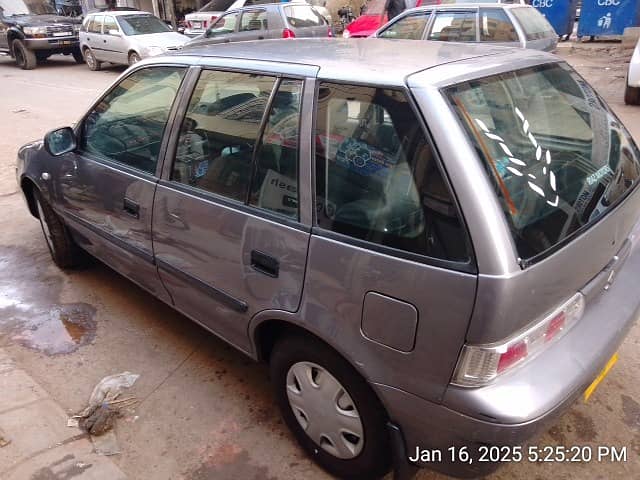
[578,0,640,37]
[532,0,579,38]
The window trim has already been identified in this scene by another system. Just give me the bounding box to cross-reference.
[73,63,190,179]
[239,8,268,32]
[162,66,307,225]
[311,79,478,274]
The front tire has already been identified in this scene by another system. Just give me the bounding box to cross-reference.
[84,49,101,71]
[625,76,640,105]
[72,48,84,64]
[128,51,141,66]
[270,334,391,479]
[33,189,85,269]
[12,40,37,70]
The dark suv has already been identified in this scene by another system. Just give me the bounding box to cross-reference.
[0,0,83,69]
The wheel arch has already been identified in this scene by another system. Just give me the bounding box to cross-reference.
[8,28,25,55]
[20,177,40,219]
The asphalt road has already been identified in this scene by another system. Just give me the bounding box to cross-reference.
[0,49,639,480]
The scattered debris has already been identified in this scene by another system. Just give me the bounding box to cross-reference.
[0,433,10,448]
[11,108,27,114]
[71,372,140,455]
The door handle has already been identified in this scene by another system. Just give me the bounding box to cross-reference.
[123,198,139,218]
[258,36,264,40]
[250,250,279,278]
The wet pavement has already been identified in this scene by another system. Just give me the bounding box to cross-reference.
[0,50,639,480]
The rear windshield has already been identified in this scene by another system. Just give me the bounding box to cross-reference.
[283,5,325,27]
[199,0,235,12]
[447,63,640,263]
[510,7,555,40]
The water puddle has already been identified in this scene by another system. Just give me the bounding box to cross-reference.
[9,303,97,356]
[0,245,98,356]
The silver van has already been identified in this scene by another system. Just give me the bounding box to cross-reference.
[374,3,558,51]
[16,39,640,479]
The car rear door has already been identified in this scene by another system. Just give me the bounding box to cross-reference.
[152,66,316,353]
[101,15,128,65]
[478,7,521,47]
[52,65,187,302]
[86,15,106,61]
[426,8,478,42]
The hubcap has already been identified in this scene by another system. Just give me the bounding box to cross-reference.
[286,362,364,459]
[86,52,95,68]
[36,199,55,255]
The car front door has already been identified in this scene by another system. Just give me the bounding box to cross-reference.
[426,9,478,42]
[152,68,313,353]
[51,66,187,301]
[101,15,128,65]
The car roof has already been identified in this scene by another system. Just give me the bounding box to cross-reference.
[172,38,553,86]
[406,3,530,11]
[87,10,155,17]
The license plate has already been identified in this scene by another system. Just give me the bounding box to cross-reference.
[192,21,202,29]
[53,32,72,37]
[583,352,618,402]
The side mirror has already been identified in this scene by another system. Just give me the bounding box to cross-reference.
[44,127,77,156]
[108,29,122,37]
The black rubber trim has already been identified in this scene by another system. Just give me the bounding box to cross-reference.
[61,210,155,264]
[157,180,311,233]
[312,227,477,274]
[387,422,419,480]
[156,259,249,313]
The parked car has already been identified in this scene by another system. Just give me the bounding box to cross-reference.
[344,0,525,38]
[373,3,557,51]
[186,2,331,47]
[185,0,331,37]
[79,11,189,70]
[0,0,83,69]
[17,39,640,479]
[625,36,640,105]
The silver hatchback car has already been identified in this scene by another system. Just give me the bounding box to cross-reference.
[16,40,640,479]
[374,3,558,51]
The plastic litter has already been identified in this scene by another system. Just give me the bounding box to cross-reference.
[80,372,139,417]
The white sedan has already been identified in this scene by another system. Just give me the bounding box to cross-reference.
[626,37,640,105]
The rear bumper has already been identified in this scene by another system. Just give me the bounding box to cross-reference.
[375,221,640,478]
[23,37,79,51]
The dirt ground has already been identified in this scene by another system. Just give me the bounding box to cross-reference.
[0,45,639,480]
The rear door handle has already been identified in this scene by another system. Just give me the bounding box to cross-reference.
[250,250,279,278]
[123,198,139,218]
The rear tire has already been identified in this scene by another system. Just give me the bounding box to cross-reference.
[12,40,37,70]
[270,333,391,479]
[625,77,640,105]
[33,189,86,269]
[84,49,101,71]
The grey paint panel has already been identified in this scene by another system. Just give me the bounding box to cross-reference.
[152,183,310,352]
[444,225,640,422]
[362,292,418,353]
[300,235,476,402]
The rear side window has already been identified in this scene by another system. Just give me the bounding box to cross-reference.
[480,8,518,42]
[172,71,276,203]
[428,11,477,42]
[510,7,555,40]
[314,83,470,263]
[240,9,268,31]
[283,5,326,27]
[378,13,431,40]
[447,63,640,262]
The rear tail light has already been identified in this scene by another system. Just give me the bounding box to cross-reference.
[211,16,217,23]
[453,293,585,387]
[328,27,333,37]
[282,28,295,38]
[203,21,208,28]
[187,21,192,29]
